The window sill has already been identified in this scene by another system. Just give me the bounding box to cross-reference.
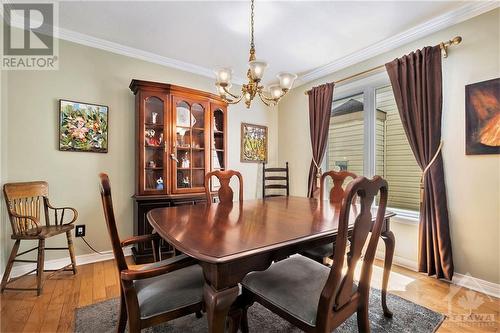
[376,206,420,225]
[388,207,419,226]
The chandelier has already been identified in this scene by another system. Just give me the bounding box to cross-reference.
[214,0,297,108]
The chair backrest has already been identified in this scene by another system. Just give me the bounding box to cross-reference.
[317,176,388,327]
[3,181,49,236]
[99,173,129,273]
[262,162,289,198]
[319,170,357,203]
[205,170,243,204]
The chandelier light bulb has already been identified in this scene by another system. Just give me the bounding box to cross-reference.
[215,68,233,85]
[277,72,298,90]
[269,84,283,99]
[248,60,268,81]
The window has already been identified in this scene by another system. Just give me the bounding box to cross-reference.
[328,93,365,176]
[326,76,422,213]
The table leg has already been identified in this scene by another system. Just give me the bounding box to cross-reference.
[381,230,395,318]
[203,282,239,333]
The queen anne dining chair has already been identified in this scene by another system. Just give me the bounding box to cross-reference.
[239,176,388,333]
[205,170,243,204]
[99,173,204,333]
[1,181,78,296]
[302,170,357,264]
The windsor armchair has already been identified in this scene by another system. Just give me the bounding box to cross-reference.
[1,181,78,295]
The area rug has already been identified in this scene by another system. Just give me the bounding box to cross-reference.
[75,289,444,332]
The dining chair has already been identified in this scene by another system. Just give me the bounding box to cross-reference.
[302,170,357,264]
[205,170,243,204]
[99,173,204,333]
[239,176,388,333]
[1,181,78,296]
[262,162,289,198]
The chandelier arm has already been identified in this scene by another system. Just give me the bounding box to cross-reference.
[258,90,280,103]
[222,85,242,100]
[224,95,244,105]
[257,90,276,106]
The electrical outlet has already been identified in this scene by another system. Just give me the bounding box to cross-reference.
[75,224,86,237]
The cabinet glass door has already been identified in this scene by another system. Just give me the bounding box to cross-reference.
[210,106,226,192]
[172,98,208,192]
[143,95,167,194]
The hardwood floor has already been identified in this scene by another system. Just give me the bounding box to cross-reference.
[0,259,498,332]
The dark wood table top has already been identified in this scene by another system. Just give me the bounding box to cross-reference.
[147,196,395,264]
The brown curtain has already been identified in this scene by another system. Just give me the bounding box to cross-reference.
[307,83,335,198]
[385,46,454,280]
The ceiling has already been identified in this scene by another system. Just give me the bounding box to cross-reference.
[56,1,472,85]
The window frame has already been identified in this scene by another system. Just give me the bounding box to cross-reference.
[323,70,420,221]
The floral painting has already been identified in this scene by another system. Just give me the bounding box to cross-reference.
[465,78,500,155]
[59,100,108,153]
[241,123,267,163]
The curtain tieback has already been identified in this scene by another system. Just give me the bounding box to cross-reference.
[312,158,322,187]
[419,140,443,203]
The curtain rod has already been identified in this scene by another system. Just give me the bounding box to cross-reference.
[304,36,462,95]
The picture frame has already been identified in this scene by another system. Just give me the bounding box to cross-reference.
[240,123,268,163]
[465,78,500,155]
[59,99,109,153]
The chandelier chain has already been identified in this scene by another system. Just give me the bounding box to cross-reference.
[250,0,255,50]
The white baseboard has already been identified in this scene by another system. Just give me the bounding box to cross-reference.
[453,273,500,299]
[4,247,132,280]
[376,250,419,271]
[376,250,500,299]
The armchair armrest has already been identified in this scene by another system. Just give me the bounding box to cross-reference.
[120,233,162,248]
[8,211,42,235]
[46,200,78,225]
[120,254,197,281]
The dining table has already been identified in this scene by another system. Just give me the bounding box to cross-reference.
[147,196,396,333]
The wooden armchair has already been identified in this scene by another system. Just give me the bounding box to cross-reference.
[302,170,357,264]
[239,176,389,332]
[205,170,243,204]
[99,173,204,333]
[1,181,78,295]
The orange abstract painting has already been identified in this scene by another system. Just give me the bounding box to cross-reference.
[465,78,500,155]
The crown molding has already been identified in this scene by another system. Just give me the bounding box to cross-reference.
[56,27,247,85]
[296,1,500,87]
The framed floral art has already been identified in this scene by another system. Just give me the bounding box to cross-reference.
[241,123,268,163]
[59,99,109,153]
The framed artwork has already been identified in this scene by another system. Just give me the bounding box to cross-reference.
[241,123,268,163]
[465,78,500,155]
[59,99,109,153]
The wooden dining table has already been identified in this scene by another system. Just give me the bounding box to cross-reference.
[147,196,396,333]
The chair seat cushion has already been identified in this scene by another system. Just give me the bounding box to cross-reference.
[242,255,331,326]
[134,256,204,320]
[12,224,74,239]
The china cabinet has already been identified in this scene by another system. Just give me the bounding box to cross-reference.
[130,79,227,263]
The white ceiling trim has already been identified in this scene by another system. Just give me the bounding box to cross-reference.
[295,1,500,88]
[55,26,246,85]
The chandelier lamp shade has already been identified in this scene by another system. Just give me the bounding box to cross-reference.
[214,0,297,108]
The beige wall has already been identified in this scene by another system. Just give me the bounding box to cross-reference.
[278,9,500,284]
[2,38,277,261]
